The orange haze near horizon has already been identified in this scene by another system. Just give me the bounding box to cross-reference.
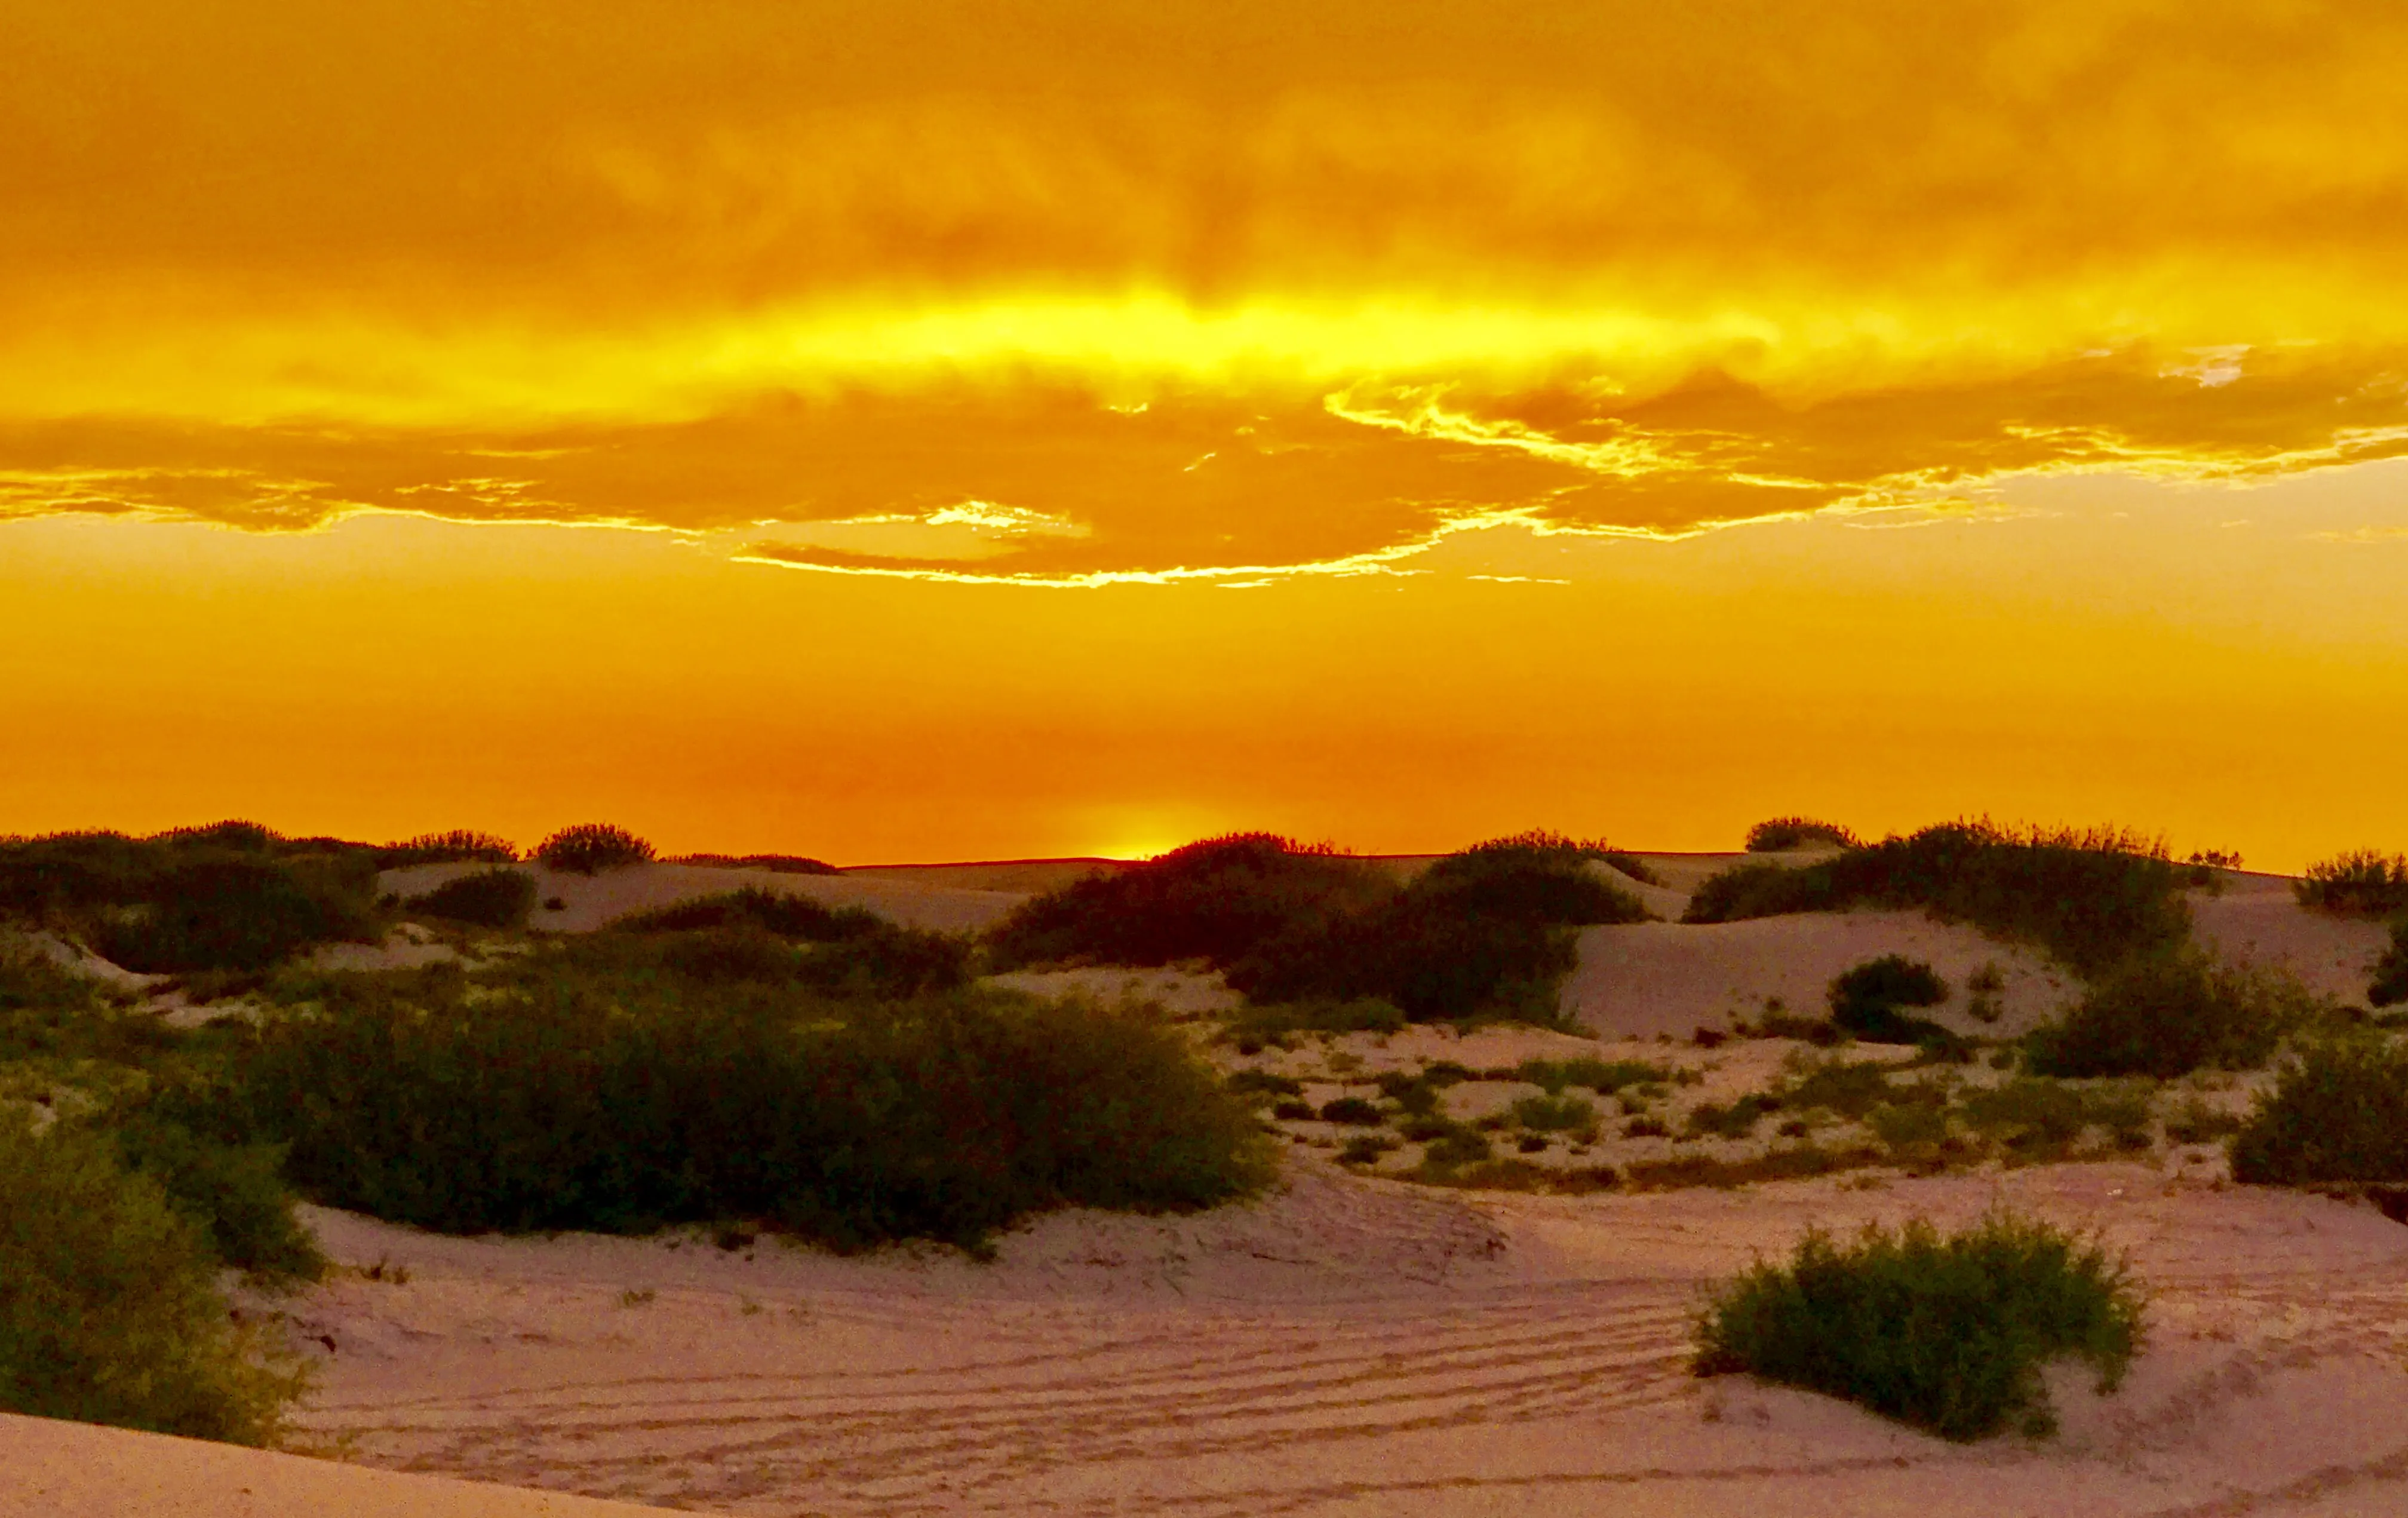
[4,1,2406,870]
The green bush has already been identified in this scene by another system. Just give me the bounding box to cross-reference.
[374,830,517,868]
[105,1112,325,1286]
[1960,1078,2152,1156]
[985,834,1384,970]
[0,1120,303,1443]
[1685,1093,1778,1139]
[238,968,1271,1251]
[1685,820,2191,978]
[1693,1212,2144,1440]
[1318,1096,1386,1125]
[1746,816,1860,852]
[2231,1038,2408,1184]
[404,868,538,930]
[1512,1092,1597,1131]
[0,947,174,1063]
[534,823,656,875]
[2026,955,2309,1079]
[2294,851,2408,917]
[1512,1057,1664,1094]
[1828,956,1950,1044]
[1777,1059,1899,1120]
[2364,916,2407,1009]
[1223,997,1408,1042]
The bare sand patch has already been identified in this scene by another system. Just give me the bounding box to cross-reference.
[377,861,1026,936]
[2192,873,2391,1004]
[1564,909,2073,1041]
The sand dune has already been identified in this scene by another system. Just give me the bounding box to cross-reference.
[0,1411,677,1517]
[2191,872,2392,1004]
[238,1163,2408,1517]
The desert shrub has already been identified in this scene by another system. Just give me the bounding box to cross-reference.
[374,830,517,868]
[671,852,841,875]
[1318,1096,1386,1126]
[2162,1096,2244,1145]
[1623,1144,1872,1189]
[1512,1092,1597,1131]
[1867,1102,1951,1149]
[610,885,873,940]
[1828,956,1951,1044]
[1228,896,1580,1022]
[1226,1069,1304,1100]
[2230,1038,2408,1184]
[1223,997,1408,1041]
[1746,816,1860,852]
[403,868,538,930]
[0,1120,303,1443]
[2372,919,2408,1009]
[534,823,656,875]
[0,947,174,1063]
[1512,1057,1664,1094]
[985,833,1384,970]
[2294,850,2408,917]
[1777,1059,1900,1121]
[238,973,1270,1250]
[1337,1134,1395,1164]
[1959,1078,2153,1156]
[1421,1128,1494,1167]
[1403,833,1651,926]
[1686,1093,1779,1139]
[1693,1212,2143,1440]
[105,1112,325,1286]
[1271,1100,1315,1121]
[98,857,374,974]
[1685,820,2190,978]
[2026,955,2310,1079]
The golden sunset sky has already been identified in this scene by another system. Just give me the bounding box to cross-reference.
[4,1,2404,866]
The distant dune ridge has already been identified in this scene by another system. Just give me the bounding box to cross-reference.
[6,822,2408,1513]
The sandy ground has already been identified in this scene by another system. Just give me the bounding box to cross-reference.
[2191,872,2392,1004]
[201,1162,2408,1518]
[377,861,1028,937]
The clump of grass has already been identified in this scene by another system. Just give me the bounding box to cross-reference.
[1686,820,2191,978]
[375,830,517,868]
[1828,956,1950,1044]
[1775,1058,1898,1120]
[2293,850,2408,917]
[1623,1144,1875,1189]
[2231,1038,2408,1184]
[535,823,656,875]
[2025,956,2314,1079]
[1965,962,2007,1024]
[1226,1070,1304,1102]
[1692,1212,2145,1440]
[2162,1095,2243,1145]
[104,1109,327,1287]
[598,892,968,999]
[1745,817,1860,852]
[403,868,538,930]
[0,947,174,1063]
[1223,997,1408,1045]
[0,1118,305,1443]
[239,971,1271,1252]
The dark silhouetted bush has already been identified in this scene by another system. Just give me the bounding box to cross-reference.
[404,868,538,930]
[611,885,872,941]
[2230,1039,2408,1184]
[238,969,1270,1251]
[985,833,1384,970]
[535,823,656,875]
[106,1112,325,1287]
[0,1120,303,1443]
[2025,955,2309,1079]
[1317,1096,1386,1125]
[1826,955,1950,1043]
[1686,820,2190,977]
[1746,816,1861,852]
[374,830,518,868]
[2294,851,2408,917]
[1403,833,1650,927]
[671,853,841,875]
[2371,919,2408,1009]
[99,858,369,974]
[1693,1212,2143,1440]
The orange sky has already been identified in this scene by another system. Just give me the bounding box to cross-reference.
[4,1,2405,867]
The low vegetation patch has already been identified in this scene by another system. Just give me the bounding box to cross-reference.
[671,853,841,875]
[2294,850,2408,917]
[1959,1078,2153,1158]
[0,1118,303,1443]
[1745,816,1860,852]
[236,962,1270,1250]
[2025,956,2313,1079]
[2230,1039,2408,1185]
[1685,820,2191,978]
[1693,1212,2144,1440]
[1828,956,1951,1044]
[2373,919,2408,1010]
[1624,1144,1876,1190]
[604,890,969,998]
[535,823,656,874]
[403,867,538,930]
[374,830,517,868]
[994,830,1646,1025]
